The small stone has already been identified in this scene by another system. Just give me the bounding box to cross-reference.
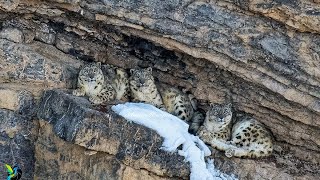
[0,88,34,116]
[0,28,24,43]
[0,88,20,111]
[84,149,98,156]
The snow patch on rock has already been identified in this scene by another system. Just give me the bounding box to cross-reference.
[112,103,237,180]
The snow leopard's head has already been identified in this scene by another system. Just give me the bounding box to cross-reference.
[78,62,104,88]
[129,67,154,88]
[204,103,232,131]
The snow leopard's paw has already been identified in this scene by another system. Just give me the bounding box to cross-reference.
[225,148,235,158]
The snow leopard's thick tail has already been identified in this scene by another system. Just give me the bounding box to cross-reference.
[189,110,205,134]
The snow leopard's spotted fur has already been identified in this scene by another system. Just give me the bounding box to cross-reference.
[102,64,129,101]
[129,67,165,110]
[159,85,194,121]
[198,103,273,158]
[159,85,204,133]
[73,62,115,104]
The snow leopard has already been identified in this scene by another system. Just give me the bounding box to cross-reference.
[159,85,194,121]
[197,103,273,158]
[102,64,129,101]
[159,85,204,133]
[197,103,232,142]
[186,92,205,134]
[129,67,165,110]
[73,62,115,104]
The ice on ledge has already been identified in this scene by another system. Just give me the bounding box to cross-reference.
[112,103,237,180]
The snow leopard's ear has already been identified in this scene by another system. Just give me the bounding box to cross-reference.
[130,69,135,75]
[146,67,152,72]
[78,63,83,70]
[209,103,220,109]
[96,62,101,68]
[225,103,232,109]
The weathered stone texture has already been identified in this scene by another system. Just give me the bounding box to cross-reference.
[231,0,320,34]
[35,120,182,180]
[34,120,123,180]
[0,87,34,115]
[0,38,81,89]
[37,90,190,178]
[35,90,319,180]
[0,109,38,180]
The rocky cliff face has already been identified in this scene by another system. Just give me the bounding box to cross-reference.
[0,0,319,179]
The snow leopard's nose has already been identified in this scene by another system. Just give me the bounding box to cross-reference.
[139,79,145,85]
[89,73,95,79]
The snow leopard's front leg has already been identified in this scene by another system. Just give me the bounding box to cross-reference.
[153,91,166,111]
[89,85,115,104]
[210,139,236,152]
[73,86,85,96]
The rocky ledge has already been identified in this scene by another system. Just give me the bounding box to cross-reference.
[36,89,189,179]
[35,90,320,179]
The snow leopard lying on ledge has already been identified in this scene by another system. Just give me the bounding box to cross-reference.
[73,62,129,104]
[73,62,204,133]
[197,103,273,158]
